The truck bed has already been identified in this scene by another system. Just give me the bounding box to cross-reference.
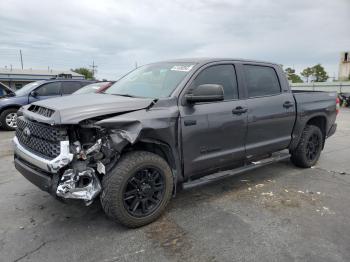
[292,90,337,110]
[289,90,338,150]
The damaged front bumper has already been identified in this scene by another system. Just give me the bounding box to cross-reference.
[13,136,102,203]
[13,136,73,173]
[56,168,102,204]
[13,135,74,193]
[14,156,55,192]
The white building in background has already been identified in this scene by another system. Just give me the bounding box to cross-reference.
[0,68,85,90]
[338,51,350,81]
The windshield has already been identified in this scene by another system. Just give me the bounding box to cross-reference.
[73,82,110,94]
[105,62,195,98]
[15,81,44,96]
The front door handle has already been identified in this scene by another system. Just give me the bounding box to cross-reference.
[232,106,248,115]
[283,101,294,108]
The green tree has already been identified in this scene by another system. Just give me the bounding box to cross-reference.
[285,67,303,83]
[311,64,328,82]
[301,67,313,83]
[72,68,94,80]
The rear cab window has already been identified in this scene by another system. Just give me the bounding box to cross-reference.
[243,65,281,98]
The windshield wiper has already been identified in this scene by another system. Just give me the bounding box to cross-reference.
[115,94,135,97]
[102,92,151,98]
[111,93,143,98]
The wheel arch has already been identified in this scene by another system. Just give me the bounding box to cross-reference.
[125,139,182,195]
[290,113,328,151]
[0,104,22,114]
[306,115,327,144]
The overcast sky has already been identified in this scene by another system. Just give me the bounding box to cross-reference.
[0,0,349,80]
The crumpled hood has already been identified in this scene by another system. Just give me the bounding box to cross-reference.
[22,93,155,125]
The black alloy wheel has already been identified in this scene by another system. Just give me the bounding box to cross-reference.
[305,133,321,161]
[100,151,173,228]
[290,125,323,168]
[123,167,165,217]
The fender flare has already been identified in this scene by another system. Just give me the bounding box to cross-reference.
[134,138,183,196]
[289,112,328,151]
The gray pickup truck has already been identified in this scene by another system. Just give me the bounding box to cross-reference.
[13,58,338,227]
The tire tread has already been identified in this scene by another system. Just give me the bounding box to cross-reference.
[291,125,323,168]
[100,151,173,228]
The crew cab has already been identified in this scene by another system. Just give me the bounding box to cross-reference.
[13,58,338,227]
[0,79,95,130]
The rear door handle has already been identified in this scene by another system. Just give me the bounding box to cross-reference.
[232,106,248,115]
[184,119,197,126]
[283,101,294,108]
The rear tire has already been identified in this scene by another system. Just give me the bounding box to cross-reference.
[290,125,323,168]
[100,151,173,228]
[0,108,18,131]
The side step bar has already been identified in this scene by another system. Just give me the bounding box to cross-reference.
[182,151,290,190]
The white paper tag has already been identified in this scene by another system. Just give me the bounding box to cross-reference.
[97,161,106,174]
[170,65,194,72]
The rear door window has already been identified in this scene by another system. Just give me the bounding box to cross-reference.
[243,65,281,98]
[62,82,83,94]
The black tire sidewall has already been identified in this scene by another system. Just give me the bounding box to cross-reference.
[115,159,172,221]
[101,151,173,227]
[292,125,323,168]
[304,126,323,166]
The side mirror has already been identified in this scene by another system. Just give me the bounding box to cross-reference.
[185,84,224,103]
[30,90,38,97]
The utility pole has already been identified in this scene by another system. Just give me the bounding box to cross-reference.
[89,60,98,79]
[19,49,23,70]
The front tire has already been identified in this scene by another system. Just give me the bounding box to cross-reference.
[100,151,174,228]
[290,125,323,168]
[0,108,18,131]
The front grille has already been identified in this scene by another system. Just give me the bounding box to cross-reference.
[28,105,55,118]
[16,117,67,159]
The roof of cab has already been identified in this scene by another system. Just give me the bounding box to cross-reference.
[158,57,280,66]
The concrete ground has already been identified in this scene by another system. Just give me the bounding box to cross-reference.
[1,109,350,262]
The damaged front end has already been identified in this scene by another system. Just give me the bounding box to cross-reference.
[54,122,139,205]
[14,97,180,206]
[56,167,101,205]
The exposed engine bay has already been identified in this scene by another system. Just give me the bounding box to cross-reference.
[54,125,126,205]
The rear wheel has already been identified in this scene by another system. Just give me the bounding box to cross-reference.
[0,108,18,131]
[290,125,323,168]
[100,151,173,228]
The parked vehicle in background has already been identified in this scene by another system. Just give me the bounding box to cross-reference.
[0,83,14,98]
[73,81,114,95]
[338,93,350,107]
[0,79,95,130]
[13,58,338,228]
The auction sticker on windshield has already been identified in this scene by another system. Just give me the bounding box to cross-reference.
[171,65,194,72]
